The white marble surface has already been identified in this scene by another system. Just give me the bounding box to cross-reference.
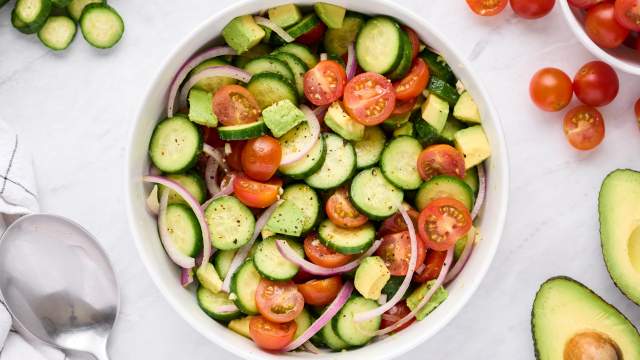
[2,0,640,359]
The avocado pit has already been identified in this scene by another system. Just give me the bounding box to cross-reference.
[564,331,621,360]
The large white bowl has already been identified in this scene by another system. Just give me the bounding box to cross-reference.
[126,1,509,359]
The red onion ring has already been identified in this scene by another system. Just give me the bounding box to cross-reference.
[280,105,321,166]
[276,239,382,276]
[312,105,328,121]
[203,144,230,173]
[177,66,252,109]
[254,16,295,43]
[283,281,354,352]
[204,157,220,196]
[346,42,356,80]
[146,185,160,215]
[444,228,478,284]
[202,174,235,209]
[157,189,196,268]
[471,163,486,220]
[181,267,194,287]
[213,304,239,313]
[302,341,326,354]
[167,46,237,118]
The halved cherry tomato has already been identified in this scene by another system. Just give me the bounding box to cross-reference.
[378,205,420,237]
[394,58,430,101]
[303,233,353,268]
[584,2,629,48]
[375,231,426,276]
[225,141,246,171]
[563,105,605,151]
[573,61,619,107]
[255,279,305,323]
[233,174,280,208]
[417,144,466,181]
[615,0,640,31]
[510,0,555,19]
[529,67,573,112]
[297,276,343,306]
[343,72,396,126]
[249,315,297,351]
[325,187,369,229]
[392,97,418,115]
[304,60,347,106]
[466,0,508,16]
[241,135,282,182]
[568,0,604,9]
[635,98,640,129]
[296,21,327,45]
[418,198,472,251]
[414,250,447,283]
[212,85,261,126]
[380,301,414,333]
[402,26,421,60]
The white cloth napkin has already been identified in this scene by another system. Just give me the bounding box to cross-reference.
[0,120,64,360]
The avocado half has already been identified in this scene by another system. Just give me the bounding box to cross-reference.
[532,276,640,359]
[599,169,640,305]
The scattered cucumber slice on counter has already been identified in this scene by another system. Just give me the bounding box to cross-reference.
[14,0,52,33]
[80,4,124,49]
[67,0,103,21]
[38,15,77,50]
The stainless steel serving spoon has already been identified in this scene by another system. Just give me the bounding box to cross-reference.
[0,214,119,360]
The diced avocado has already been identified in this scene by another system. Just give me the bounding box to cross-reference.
[191,58,238,94]
[414,116,447,146]
[440,116,464,143]
[188,88,217,127]
[532,276,640,360]
[294,308,312,339]
[454,227,476,261]
[324,101,365,141]
[453,91,481,124]
[421,93,450,133]
[354,256,390,300]
[382,111,412,132]
[393,122,414,138]
[265,200,305,236]
[262,99,306,138]
[268,4,302,28]
[454,125,491,169]
[222,15,265,54]
[196,262,223,293]
[314,2,346,29]
[599,169,640,305]
[406,280,448,321]
[228,316,253,338]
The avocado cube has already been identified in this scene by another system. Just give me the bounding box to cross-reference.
[421,93,450,133]
[406,280,448,320]
[314,2,346,29]
[440,116,464,143]
[324,101,365,141]
[268,4,302,28]
[222,15,266,54]
[188,88,218,127]
[265,200,305,236]
[393,122,414,138]
[454,125,491,169]
[228,316,253,338]
[354,256,391,300]
[453,91,481,124]
[262,99,306,138]
[196,262,223,293]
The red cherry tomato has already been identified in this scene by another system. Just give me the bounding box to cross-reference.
[304,60,348,106]
[584,2,629,48]
[325,187,369,229]
[343,72,396,126]
[563,105,605,151]
[394,58,430,101]
[241,135,282,182]
[378,205,420,237]
[529,67,573,112]
[417,144,466,182]
[392,97,418,115]
[635,98,640,128]
[297,276,343,306]
[233,174,280,208]
[296,21,327,45]
[414,250,448,283]
[255,279,304,323]
[568,0,605,9]
[402,26,421,60]
[380,301,415,333]
[615,0,640,31]
[375,231,426,276]
[573,61,619,107]
[466,0,508,16]
[249,316,296,351]
[418,198,473,251]
[510,0,555,19]
[212,85,261,126]
[303,233,353,268]
[225,141,246,171]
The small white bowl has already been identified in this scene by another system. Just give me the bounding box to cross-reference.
[125,1,509,359]
[560,1,640,76]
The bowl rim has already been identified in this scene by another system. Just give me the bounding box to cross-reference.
[125,0,510,358]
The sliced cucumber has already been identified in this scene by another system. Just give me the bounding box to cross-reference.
[253,236,304,281]
[420,48,455,84]
[148,116,202,174]
[333,296,381,346]
[428,76,459,106]
[463,166,479,194]
[233,43,272,68]
[230,259,262,315]
[213,249,236,279]
[51,0,70,7]
[380,136,422,190]
[354,126,386,169]
[162,172,207,205]
[386,28,413,80]
[415,175,475,211]
[355,17,402,74]
[205,196,255,251]
[279,123,327,179]
[318,220,375,255]
[305,133,356,190]
[269,13,321,45]
[67,0,103,21]
[243,56,295,84]
[294,308,313,339]
[161,203,203,258]
[14,0,52,33]
[190,58,237,94]
[218,120,267,141]
[281,184,321,234]
[38,15,77,50]
[12,9,36,34]
[273,43,318,68]
[350,167,403,220]
[272,52,308,97]
[80,4,124,49]
[246,72,298,109]
[197,286,242,321]
[321,320,349,351]
[324,12,365,56]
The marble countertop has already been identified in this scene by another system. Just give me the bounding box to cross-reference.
[2,0,640,359]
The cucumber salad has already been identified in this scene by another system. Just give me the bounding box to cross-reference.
[143,2,492,354]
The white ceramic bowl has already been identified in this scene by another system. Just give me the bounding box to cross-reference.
[126,1,509,358]
[560,1,640,76]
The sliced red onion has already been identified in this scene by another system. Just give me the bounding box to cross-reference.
[346,42,356,80]
[202,174,236,209]
[178,66,252,109]
[313,105,329,121]
[167,46,237,118]
[146,185,160,215]
[302,342,326,354]
[276,239,382,276]
[204,157,220,195]
[280,105,321,166]
[214,304,239,313]
[149,165,161,176]
[203,144,229,173]
[416,263,426,275]
[221,200,282,292]
[444,228,477,284]
[157,189,196,268]
[354,205,418,323]
[254,16,295,43]
[143,176,212,271]
[375,248,454,336]
[181,267,194,287]
[283,281,354,352]
[471,163,486,220]
[320,53,328,61]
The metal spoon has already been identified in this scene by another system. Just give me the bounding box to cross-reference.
[0,214,119,360]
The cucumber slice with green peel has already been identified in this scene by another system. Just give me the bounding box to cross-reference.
[233,43,272,68]
[80,4,124,49]
[148,116,202,174]
[428,76,460,106]
[356,17,402,74]
[190,58,238,94]
[354,126,386,170]
[12,9,39,34]
[272,52,308,97]
[380,136,422,190]
[463,166,479,194]
[318,220,375,255]
[305,133,356,190]
[279,124,327,179]
[273,43,318,68]
[294,308,313,339]
[415,175,475,211]
[243,56,295,85]
[253,236,304,281]
[230,259,262,315]
[270,14,321,45]
[218,120,268,141]
[247,72,298,109]
[51,0,70,7]
[324,12,365,56]
[162,203,203,258]
[420,48,455,84]
[197,286,242,321]
[281,184,321,234]
[387,28,414,80]
[38,16,77,51]
[321,320,349,351]
[333,296,381,346]
[162,172,207,205]
[350,167,403,220]
[66,0,102,21]
[213,250,236,279]
[14,0,52,33]
[414,114,448,147]
[205,196,255,251]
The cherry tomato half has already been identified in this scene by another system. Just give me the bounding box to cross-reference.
[255,279,305,323]
[402,26,421,60]
[225,141,246,171]
[303,233,353,268]
[510,0,555,19]
[241,135,282,182]
[615,0,640,31]
[417,144,466,182]
[418,198,473,251]
[466,0,508,16]
[529,68,573,112]
[233,174,280,208]
[563,105,605,151]
[296,21,327,45]
[375,231,426,276]
[325,187,369,229]
[212,85,261,126]
[304,60,348,106]
[568,0,605,9]
[394,58,430,101]
[297,276,343,306]
[378,205,420,237]
[380,301,415,334]
[414,249,448,283]
[343,72,396,126]
[249,316,297,351]
[392,97,418,115]
[573,61,619,107]
[584,2,629,48]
